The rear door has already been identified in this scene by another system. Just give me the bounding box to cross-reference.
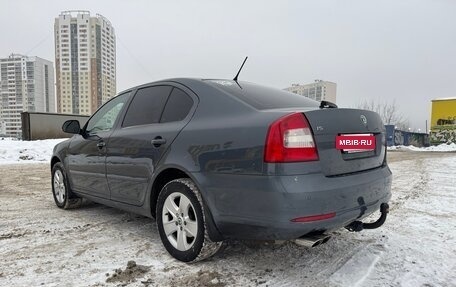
[106,84,196,205]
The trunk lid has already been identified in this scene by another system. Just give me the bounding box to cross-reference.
[304,108,386,176]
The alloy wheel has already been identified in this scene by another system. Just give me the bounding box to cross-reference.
[53,169,66,204]
[162,192,198,251]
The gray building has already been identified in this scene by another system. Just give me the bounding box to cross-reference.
[284,80,337,103]
[54,11,116,115]
[0,54,55,137]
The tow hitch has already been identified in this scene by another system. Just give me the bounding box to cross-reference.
[345,203,389,232]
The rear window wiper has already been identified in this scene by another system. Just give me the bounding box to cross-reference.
[319,100,338,109]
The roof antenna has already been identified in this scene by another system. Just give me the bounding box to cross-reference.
[233,56,248,82]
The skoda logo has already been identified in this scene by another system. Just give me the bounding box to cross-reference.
[360,115,368,126]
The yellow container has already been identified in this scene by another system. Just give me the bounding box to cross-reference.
[431,98,456,127]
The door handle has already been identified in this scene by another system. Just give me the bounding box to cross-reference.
[97,141,106,149]
[151,136,166,147]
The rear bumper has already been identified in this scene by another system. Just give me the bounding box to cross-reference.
[193,165,392,240]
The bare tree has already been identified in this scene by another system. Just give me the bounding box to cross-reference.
[357,99,409,129]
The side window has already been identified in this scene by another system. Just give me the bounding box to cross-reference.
[160,88,194,123]
[122,86,172,127]
[86,92,130,134]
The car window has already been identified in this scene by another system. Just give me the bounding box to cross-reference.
[86,92,130,134]
[122,86,172,127]
[205,80,320,110]
[160,88,194,123]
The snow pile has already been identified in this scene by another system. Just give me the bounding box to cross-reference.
[0,138,67,164]
[388,143,456,152]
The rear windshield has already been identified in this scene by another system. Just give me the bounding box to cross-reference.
[205,80,320,110]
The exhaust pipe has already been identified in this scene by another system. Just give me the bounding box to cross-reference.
[294,234,331,248]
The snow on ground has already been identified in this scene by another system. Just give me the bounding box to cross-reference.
[332,152,456,287]
[388,142,456,152]
[0,138,67,164]
[0,152,455,286]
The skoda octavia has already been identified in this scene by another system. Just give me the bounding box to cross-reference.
[51,79,392,262]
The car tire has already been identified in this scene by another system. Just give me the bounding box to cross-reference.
[156,178,222,262]
[51,162,82,209]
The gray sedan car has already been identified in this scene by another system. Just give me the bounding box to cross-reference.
[51,79,392,262]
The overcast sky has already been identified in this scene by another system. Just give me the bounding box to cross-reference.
[1,0,455,131]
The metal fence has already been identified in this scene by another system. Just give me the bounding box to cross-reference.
[385,125,430,147]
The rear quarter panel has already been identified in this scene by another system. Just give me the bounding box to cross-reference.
[160,80,279,175]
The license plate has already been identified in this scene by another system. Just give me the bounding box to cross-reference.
[336,134,375,153]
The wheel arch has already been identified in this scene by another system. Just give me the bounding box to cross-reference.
[50,156,61,169]
[150,167,224,241]
[150,168,189,218]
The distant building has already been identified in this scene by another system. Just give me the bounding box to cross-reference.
[0,54,55,137]
[54,10,116,115]
[284,80,337,103]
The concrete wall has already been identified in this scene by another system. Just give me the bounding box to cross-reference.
[430,125,456,144]
[21,112,89,140]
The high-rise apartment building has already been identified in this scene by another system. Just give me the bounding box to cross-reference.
[285,80,337,103]
[54,10,116,115]
[0,54,55,137]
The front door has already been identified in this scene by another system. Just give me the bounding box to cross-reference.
[67,93,130,198]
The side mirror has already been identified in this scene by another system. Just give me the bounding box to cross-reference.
[62,120,81,134]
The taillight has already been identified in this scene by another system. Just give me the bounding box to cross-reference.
[264,113,319,162]
[383,135,387,166]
